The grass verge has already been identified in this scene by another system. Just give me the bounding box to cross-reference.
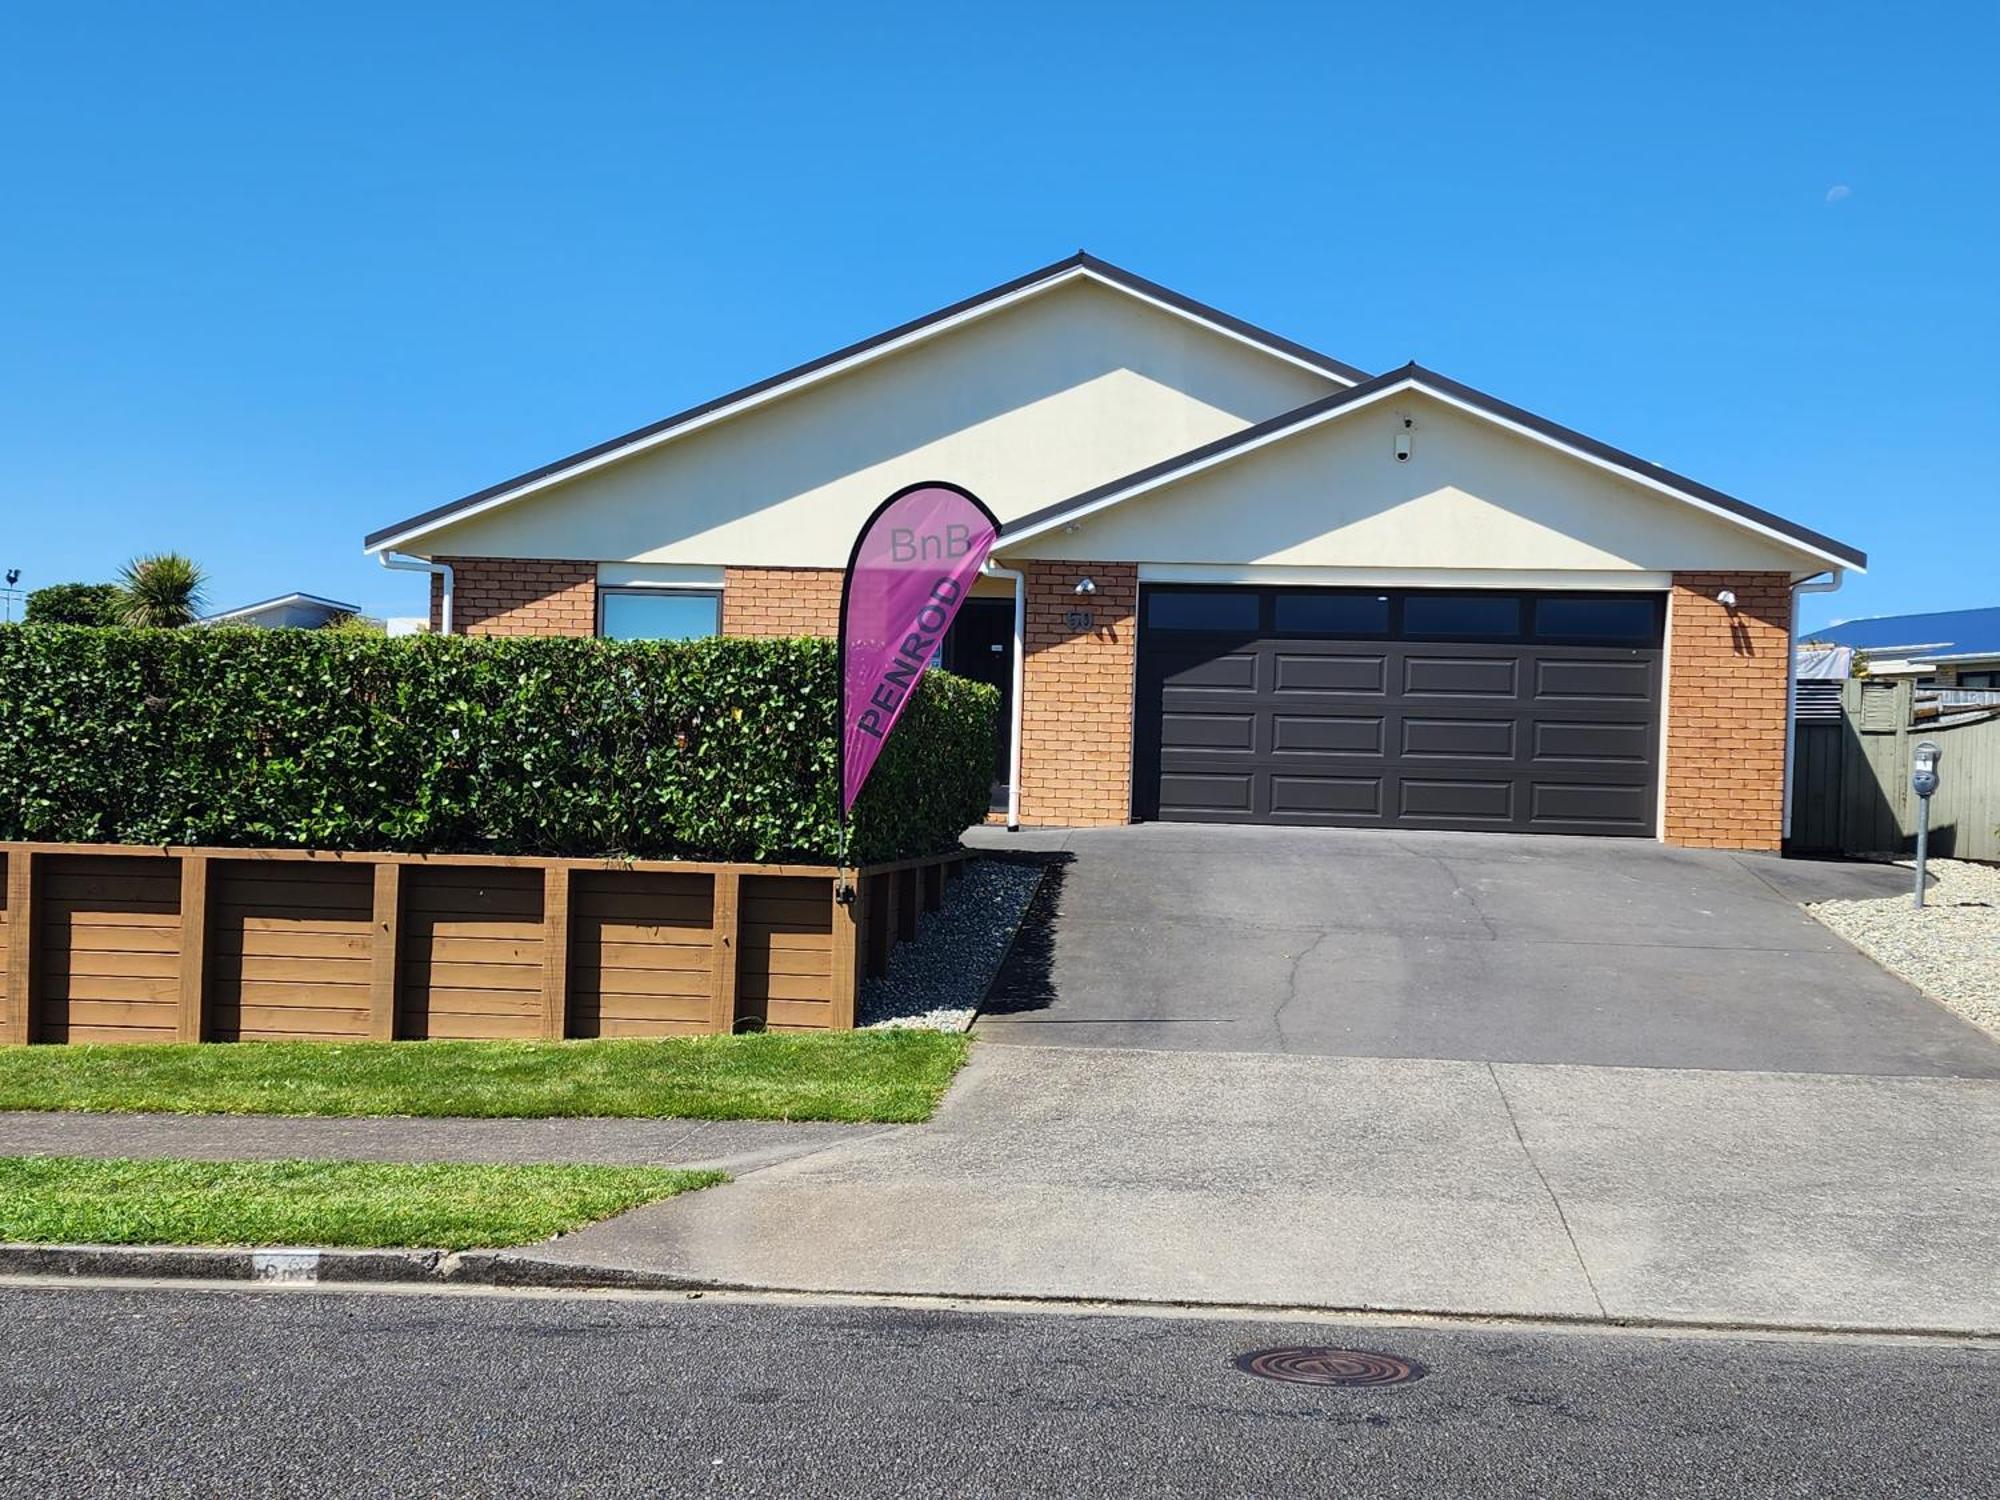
[0,1155,720,1250]
[0,1031,970,1123]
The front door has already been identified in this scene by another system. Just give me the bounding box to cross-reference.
[942,598,1014,801]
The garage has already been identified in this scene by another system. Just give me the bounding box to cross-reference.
[1134,587,1664,835]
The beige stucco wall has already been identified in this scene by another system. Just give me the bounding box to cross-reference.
[412,278,1339,566]
[998,394,1821,575]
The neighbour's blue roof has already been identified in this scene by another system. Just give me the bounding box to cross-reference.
[1805,606,2000,659]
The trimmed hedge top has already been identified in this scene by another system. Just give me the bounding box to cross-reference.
[0,626,997,866]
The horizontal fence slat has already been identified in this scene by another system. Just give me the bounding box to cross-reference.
[39,974,180,1003]
[398,961,542,993]
[571,966,712,999]
[46,949,180,980]
[215,930,374,960]
[736,971,835,1003]
[585,941,713,973]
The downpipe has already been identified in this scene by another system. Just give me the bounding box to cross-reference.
[981,558,1026,832]
[376,551,454,635]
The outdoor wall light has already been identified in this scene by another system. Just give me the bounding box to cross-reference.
[1716,589,1737,609]
[1074,577,1097,596]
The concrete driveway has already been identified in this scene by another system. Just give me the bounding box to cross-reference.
[968,824,2000,1078]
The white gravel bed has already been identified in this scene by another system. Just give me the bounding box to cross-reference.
[859,858,1044,1033]
[1809,858,2000,1039]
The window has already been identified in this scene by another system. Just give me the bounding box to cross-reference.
[599,589,720,641]
[1274,593,1390,636]
[1147,590,1259,632]
[1533,595,1658,644]
[1402,594,1522,638]
[1959,670,2000,690]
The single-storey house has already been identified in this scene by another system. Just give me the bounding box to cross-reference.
[1803,607,2000,690]
[200,592,363,629]
[364,253,1866,851]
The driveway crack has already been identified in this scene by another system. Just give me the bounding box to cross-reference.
[1272,929,1337,1055]
[1486,1062,1608,1318]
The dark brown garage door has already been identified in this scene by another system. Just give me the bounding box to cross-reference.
[1134,587,1663,836]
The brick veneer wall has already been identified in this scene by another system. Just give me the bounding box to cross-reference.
[721,567,842,637]
[433,557,597,637]
[1663,571,1791,850]
[1017,560,1139,827]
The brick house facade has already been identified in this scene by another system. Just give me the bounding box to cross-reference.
[372,255,1863,853]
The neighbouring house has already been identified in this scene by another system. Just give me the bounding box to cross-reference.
[1802,607,2000,691]
[363,252,1867,850]
[200,592,363,629]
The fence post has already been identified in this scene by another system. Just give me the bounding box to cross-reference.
[176,853,211,1043]
[709,871,741,1033]
[540,866,571,1041]
[4,850,34,1045]
[830,876,860,1031]
[368,863,401,1042]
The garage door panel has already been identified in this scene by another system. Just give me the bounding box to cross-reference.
[1138,588,1661,837]
[1401,717,1517,759]
[1272,714,1383,756]
[1159,651,1258,691]
[1162,711,1256,752]
[1534,657,1653,701]
[1270,775,1383,817]
[1529,782,1652,830]
[1272,653,1386,695]
[1399,778,1515,822]
[1158,772,1257,817]
[1532,720,1652,765]
[1403,656,1519,698]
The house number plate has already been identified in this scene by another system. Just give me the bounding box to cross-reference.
[1065,609,1094,631]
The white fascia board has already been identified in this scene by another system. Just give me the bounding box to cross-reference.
[365,266,1353,557]
[1136,564,1673,590]
[1000,376,1861,574]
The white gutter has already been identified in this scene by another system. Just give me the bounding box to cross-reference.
[376,552,454,636]
[981,558,1026,832]
[1785,571,1844,842]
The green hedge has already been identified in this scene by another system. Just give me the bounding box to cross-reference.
[0,626,997,865]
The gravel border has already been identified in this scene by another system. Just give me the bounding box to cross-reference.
[859,859,1045,1032]
[1808,858,2000,1040]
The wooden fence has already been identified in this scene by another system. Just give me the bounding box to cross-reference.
[0,843,967,1046]
[1790,679,2000,862]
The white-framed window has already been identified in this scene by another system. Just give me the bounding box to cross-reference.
[598,588,721,641]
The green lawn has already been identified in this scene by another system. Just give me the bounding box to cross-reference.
[0,1155,720,1250]
[0,1031,970,1123]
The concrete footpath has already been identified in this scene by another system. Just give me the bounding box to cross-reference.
[0,1113,885,1175]
[505,1043,2000,1334]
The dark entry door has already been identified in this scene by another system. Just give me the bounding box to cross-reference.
[1134,587,1663,836]
[942,598,1013,794]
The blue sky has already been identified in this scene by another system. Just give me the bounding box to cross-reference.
[2,2,1993,630]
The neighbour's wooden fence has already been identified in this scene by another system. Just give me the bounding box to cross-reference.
[0,843,967,1045]
[1790,679,2000,862]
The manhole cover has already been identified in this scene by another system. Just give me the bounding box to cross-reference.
[1232,1346,1427,1388]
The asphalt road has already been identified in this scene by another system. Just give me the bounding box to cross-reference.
[0,1285,1994,1498]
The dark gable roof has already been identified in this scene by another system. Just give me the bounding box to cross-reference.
[1001,362,1868,571]
[364,252,1370,552]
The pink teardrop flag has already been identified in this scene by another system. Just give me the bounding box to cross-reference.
[838,482,1000,816]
